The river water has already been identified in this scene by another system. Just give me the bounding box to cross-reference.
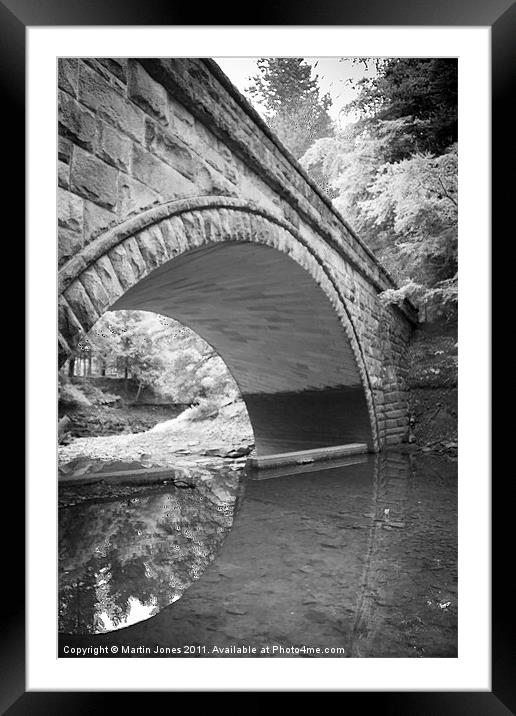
[59,451,457,658]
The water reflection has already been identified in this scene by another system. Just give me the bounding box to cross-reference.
[348,452,457,657]
[59,472,243,635]
[59,451,457,657]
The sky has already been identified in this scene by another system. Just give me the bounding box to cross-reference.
[214,57,378,127]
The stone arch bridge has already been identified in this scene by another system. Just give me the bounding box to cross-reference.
[58,58,417,458]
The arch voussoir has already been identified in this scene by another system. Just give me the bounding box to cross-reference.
[180,211,208,252]
[79,263,119,322]
[108,241,143,292]
[59,295,88,352]
[62,280,101,341]
[135,225,169,272]
[164,215,189,254]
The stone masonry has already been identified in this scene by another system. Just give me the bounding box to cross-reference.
[58,58,418,452]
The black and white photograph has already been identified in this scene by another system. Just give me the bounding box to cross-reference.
[13,6,505,706]
[56,56,459,658]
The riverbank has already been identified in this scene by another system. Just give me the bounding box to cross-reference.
[59,376,188,439]
[406,319,458,457]
[58,399,254,475]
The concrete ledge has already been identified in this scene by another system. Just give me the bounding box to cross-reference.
[247,453,369,480]
[247,442,369,471]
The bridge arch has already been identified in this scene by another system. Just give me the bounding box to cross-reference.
[59,196,381,454]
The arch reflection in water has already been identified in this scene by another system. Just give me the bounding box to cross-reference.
[59,452,457,657]
[58,469,244,635]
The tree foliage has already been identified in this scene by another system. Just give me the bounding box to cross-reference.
[358,146,457,284]
[301,58,458,318]
[247,58,334,161]
[348,58,458,158]
[70,310,240,406]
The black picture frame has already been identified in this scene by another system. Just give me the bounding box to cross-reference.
[8,0,508,709]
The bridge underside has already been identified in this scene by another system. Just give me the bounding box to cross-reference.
[113,241,373,457]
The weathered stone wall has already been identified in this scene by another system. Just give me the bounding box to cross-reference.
[58,58,416,451]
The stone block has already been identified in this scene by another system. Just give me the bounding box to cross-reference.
[108,242,141,290]
[58,296,85,349]
[145,121,199,180]
[58,137,72,164]
[169,97,194,126]
[58,187,83,233]
[385,435,403,445]
[58,228,83,267]
[193,119,215,149]
[94,255,124,306]
[135,225,170,271]
[179,212,205,250]
[196,163,236,197]
[122,236,147,279]
[385,409,406,420]
[63,279,100,333]
[70,147,118,210]
[386,390,407,403]
[128,62,169,125]
[58,58,78,97]
[282,203,300,229]
[224,161,239,185]
[218,141,233,163]
[205,150,224,174]
[58,161,69,189]
[59,91,97,151]
[230,210,253,243]
[97,58,128,83]
[117,174,161,219]
[161,216,189,255]
[79,266,112,315]
[386,423,407,435]
[96,120,132,171]
[131,144,195,197]
[104,58,128,83]
[83,58,127,90]
[83,200,117,241]
[200,209,225,244]
[78,63,145,144]
[219,207,237,237]
[248,213,272,246]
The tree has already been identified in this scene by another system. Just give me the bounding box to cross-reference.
[347,58,458,160]
[300,58,458,319]
[84,311,168,396]
[247,58,334,161]
[80,310,240,407]
[360,145,458,305]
